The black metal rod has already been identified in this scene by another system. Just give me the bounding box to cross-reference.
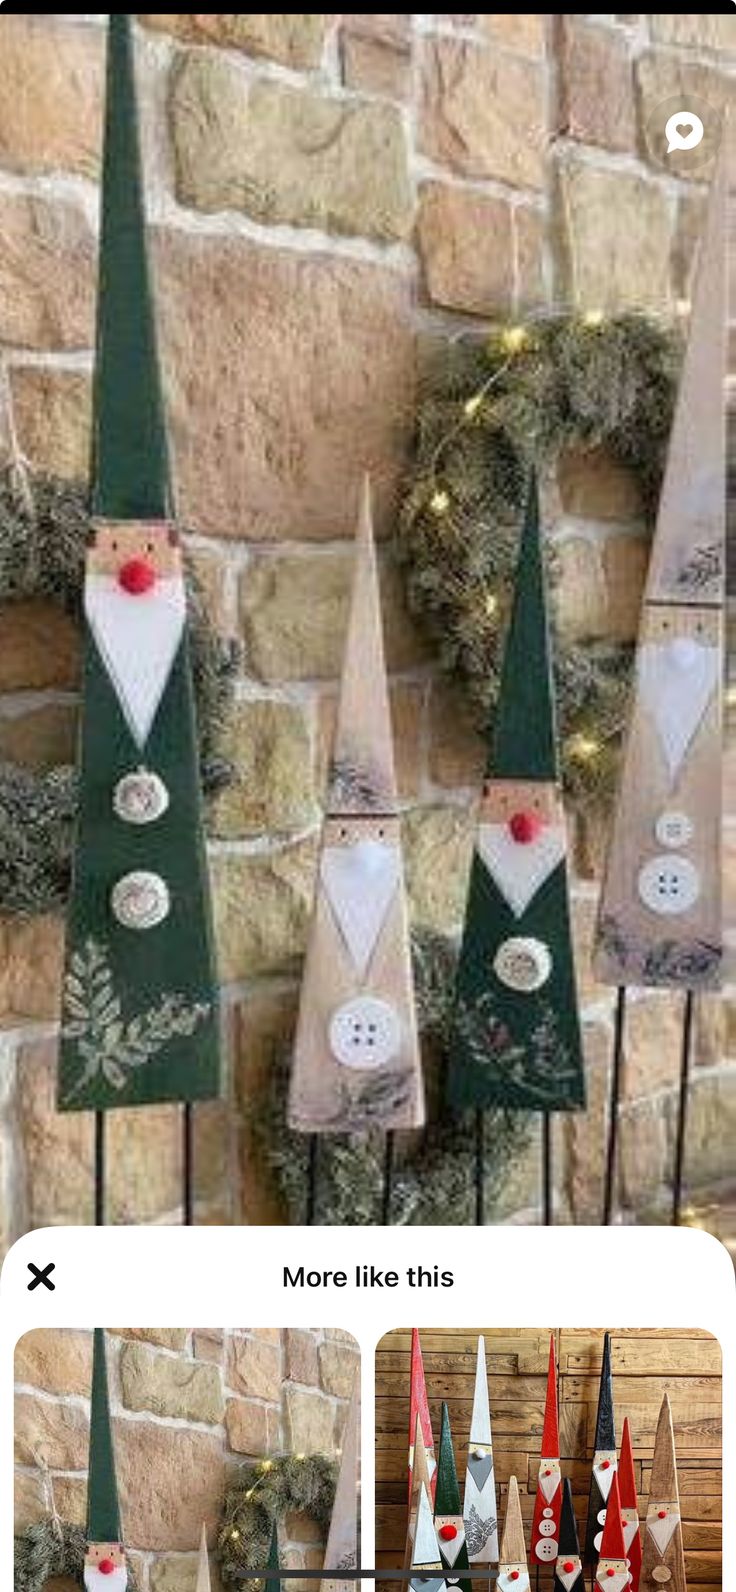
[475,1108,485,1225]
[94,1111,105,1226]
[672,990,695,1226]
[183,1103,194,1226]
[602,986,627,1225]
[305,1135,319,1225]
[381,1132,395,1225]
[542,1112,553,1226]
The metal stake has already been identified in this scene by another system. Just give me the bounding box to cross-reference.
[602,987,627,1225]
[672,990,695,1226]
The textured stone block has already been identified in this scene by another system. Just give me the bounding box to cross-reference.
[225,1397,270,1456]
[286,1330,319,1387]
[171,53,412,242]
[427,681,484,792]
[647,15,736,50]
[115,1419,225,1550]
[557,157,672,311]
[0,17,103,178]
[318,1342,359,1399]
[557,446,644,522]
[140,14,332,68]
[558,19,635,152]
[112,1329,189,1349]
[0,601,80,691]
[636,53,732,181]
[0,704,77,772]
[285,1388,336,1455]
[562,1025,610,1222]
[14,1391,88,1470]
[14,1471,46,1532]
[209,700,317,840]
[227,1335,282,1402]
[120,1341,225,1423]
[15,1328,92,1397]
[555,531,647,643]
[10,366,92,482]
[0,919,64,1027]
[233,987,299,1225]
[478,15,546,55]
[514,205,547,309]
[341,31,410,99]
[418,184,514,316]
[211,841,316,983]
[155,229,414,542]
[402,805,475,931]
[0,193,95,352]
[419,38,545,190]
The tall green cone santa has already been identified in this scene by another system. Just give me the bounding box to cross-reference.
[85,1330,126,1592]
[433,1403,472,1592]
[448,479,585,1111]
[58,14,219,1111]
[265,1521,281,1592]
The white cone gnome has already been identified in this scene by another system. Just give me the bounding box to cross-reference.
[641,1395,687,1592]
[406,1415,433,1569]
[497,1475,530,1592]
[322,1372,360,1592]
[595,137,727,990]
[289,478,424,1131]
[463,1335,498,1563]
[84,1330,127,1592]
[410,1482,447,1592]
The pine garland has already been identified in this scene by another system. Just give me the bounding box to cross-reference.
[0,470,239,915]
[255,931,533,1225]
[397,310,681,809]
[219,1454,337,1586]
[14,1521,139,1592]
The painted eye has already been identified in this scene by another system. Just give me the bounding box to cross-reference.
[111,540,118,552]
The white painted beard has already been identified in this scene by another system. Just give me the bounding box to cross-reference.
[85,573,187,749]
[639,637,720,782]
[321,840,400,976]
[84,1568,128,1592]
[476,822,566,918]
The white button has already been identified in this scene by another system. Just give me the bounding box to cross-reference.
[655,810,693,849]
[113,769,169,825]
[597,1510,607,1526]
[542,1509,553,1519]
[493,936,551,992]
[539,1520,556,1536]
[329,997,401,1070]
[535,1540,556,1560]
[638,854,700,916]
[111,870,170,930]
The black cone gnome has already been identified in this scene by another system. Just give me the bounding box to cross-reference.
[58,15,219,1112]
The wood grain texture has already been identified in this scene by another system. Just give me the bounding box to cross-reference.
[640,1395,688,1592]
[375,1330,721,1589]
[499,1474,527,1571]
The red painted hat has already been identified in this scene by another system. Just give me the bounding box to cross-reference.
[598,1472,626,1561]
[617,1418,637,1511]
[541,1335,560,1456]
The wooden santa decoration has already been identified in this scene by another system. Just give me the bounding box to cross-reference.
[405,1416,433,1570]
[530,1335,562,1567]
[553,1479,583,1592]
[463,1334,498,1564]
[640,1395,687,1592]
[407,1328,436,1508]
[289,479,424,1132]
[433,1403,472,1592]
[448,481,585,1112]
[585,1334,617,1565]
[409,1482,447,1592]
[322,1373,359,1592]
[58,15,219,1112]
[595,140,726,989]
[619,1416,642,1592]
[594,1473,629,1592]
[497,1475,530,1592]
[84,1330,127,1592]
[196,1525,210,1592]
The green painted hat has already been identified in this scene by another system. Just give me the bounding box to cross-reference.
[265,1519,281,1592]
[87,1329,122,1544]
[490,475,558,782]
[434,1401,462,1516]
[93,13,170,520]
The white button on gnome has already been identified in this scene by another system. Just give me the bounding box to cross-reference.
[637,855,700,916]
[329,996,401,1070]
[655,811,693,849]
[493,936,552,992]
[113,769,169,825]
[111,870,170,930]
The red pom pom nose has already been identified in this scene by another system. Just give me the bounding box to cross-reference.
[563,1565,574,1575]
[98,1560,115,1576]
[508,810,542,844]
[658,1510,667,1519]
[509,1575,519,1583]
[600,1459,611,1470]
[439,1525,458,1541]
[118,557,156,595]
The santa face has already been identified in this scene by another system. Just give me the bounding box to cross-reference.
[554,1554,582,1590]
[477,779,566,919]
[84,1542,127,1592]
[594,1558,628,1592]
[537,1456,561,1502]
[85,520,187,749]
[645,1501,680,1555]
[497,1566,530,1592]
[435,1515,466,1568]
[320,815,401,978]
[639,605,720,786]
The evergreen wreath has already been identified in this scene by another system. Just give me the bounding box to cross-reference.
[219,1454,337,1586]
[14,1520,139,1592]
[397,309,681,810]
[0,469,239,916]
[255,930,534,1225]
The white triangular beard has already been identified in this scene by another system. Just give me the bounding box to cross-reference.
[639,639,719,783]
[321,842,400,976]
[498,1573,529,1592]
[595,1574,627,1592]
[593,1461,617,1502]
[556,1565,582,1591]
[438,1530,466,1568]
[85,573,186,749]
[538,1469,560,1504]
[476,823,565,917]
[84,1571,128,1592]
[623,1518,638,1552]
[646,1511,679,1555]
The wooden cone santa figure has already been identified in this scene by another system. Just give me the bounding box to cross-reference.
[433,1403,472,1592]
[58,15,219,1112]
[405,1415,433,1570]
[530,1335,562,1568]
[196,1525,210,1592]
[265,1521,281,1592]
[448,480,585,1112]
[594,1473,629,1592]
[322,1373,359,1592]
[585,1334,617,1566]
[84,1330,127,1592]
[640,1395,687,1592]
[497,1475,529,1592]
[594,137,726,990]
[289,477,424,1132]
[408,1328,436,1508]
[463,1334,498,1564]
[409,1482,447,1592]
[618,1417,642,1592]
[553,1480,583,1592]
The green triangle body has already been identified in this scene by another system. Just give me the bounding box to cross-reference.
[491,475,558,780]
[87,1329,122,1543]
[265,1520,280,1592]
[435,1403,462,1515]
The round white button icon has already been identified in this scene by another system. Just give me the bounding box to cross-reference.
[329,996,401,1070]
[655,810,694,849]
[638,855,700,916]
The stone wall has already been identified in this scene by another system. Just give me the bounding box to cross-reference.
[0,14,734,1243]
[14,1325,358,1590]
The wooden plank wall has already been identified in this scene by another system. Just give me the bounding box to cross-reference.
[375,1328,721,1591]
